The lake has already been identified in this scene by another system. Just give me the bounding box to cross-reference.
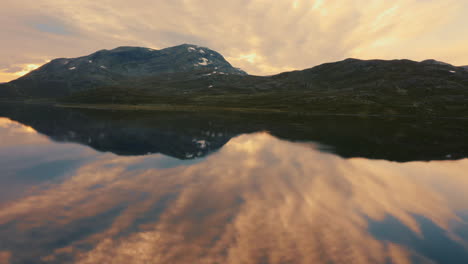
[0,104,467,264]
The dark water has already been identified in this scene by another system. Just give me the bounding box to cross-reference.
[0,104,468,264]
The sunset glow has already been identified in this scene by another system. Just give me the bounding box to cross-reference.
[0,121,467,264]
[1,0,467,82]
[0,63,43,82]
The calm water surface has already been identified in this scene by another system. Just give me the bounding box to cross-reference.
[0,107,468,264]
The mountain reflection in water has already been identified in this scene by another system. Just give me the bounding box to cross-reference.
[1,103,468,162]
[0,117,467,264]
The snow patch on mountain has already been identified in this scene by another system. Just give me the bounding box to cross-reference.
[198,58,210,66]
[197,140,208,149]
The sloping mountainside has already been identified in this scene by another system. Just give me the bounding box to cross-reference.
[1,45,468,117]
[0,44,245,98]
[62,58,468,117]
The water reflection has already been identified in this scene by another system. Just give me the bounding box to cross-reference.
[1,103,468,161]
[0,118,467,264]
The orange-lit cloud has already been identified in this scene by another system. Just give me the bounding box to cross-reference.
[0,123,467,263]
[0,63,45,82]
[1,0,468,82]
[14,64,40,76]
[0,118,45,146]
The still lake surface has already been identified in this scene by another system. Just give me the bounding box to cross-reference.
[0,104,468,264]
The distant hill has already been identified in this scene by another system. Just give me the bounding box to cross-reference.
[63,57,468,117]
[1,45,468,117]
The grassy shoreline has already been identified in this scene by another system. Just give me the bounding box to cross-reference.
[2,99,467,119]
[55,102,423,118]
[54,103,289,113]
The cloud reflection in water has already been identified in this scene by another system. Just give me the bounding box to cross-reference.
[0,118,467,263]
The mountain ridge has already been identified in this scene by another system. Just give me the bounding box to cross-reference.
[1,44,468,117]
[1,44,246,98]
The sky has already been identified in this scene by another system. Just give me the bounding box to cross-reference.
[1,0,468,82]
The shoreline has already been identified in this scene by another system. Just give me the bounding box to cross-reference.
[1,100,467,119]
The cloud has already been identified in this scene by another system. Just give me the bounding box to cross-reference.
[0,0,468,80]
[0,63,45,83]
[0,63,39,75]
[29,16,76,36]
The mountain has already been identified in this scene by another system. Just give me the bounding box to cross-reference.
[0,44,246,98]
[61,57,468,117]
[1,45,468,117]
[420,59,454,66]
